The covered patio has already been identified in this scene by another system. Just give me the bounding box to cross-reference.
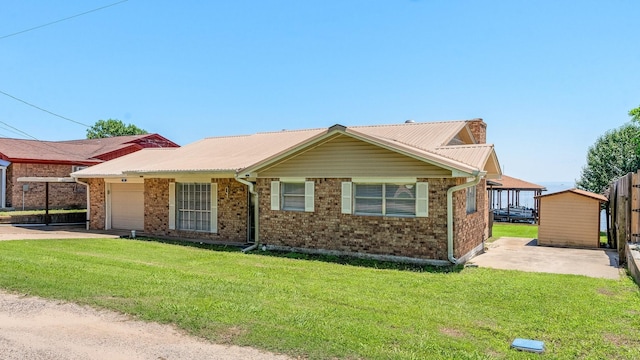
[488,175,546,223]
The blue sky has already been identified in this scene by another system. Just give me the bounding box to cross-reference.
[1,1,638,183]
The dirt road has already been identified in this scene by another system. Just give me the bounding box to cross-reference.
[0,291,291,360]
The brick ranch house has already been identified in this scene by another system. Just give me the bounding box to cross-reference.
[73,119,501,265]
[0,134,178,210]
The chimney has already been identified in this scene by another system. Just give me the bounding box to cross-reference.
[466,118,487,144]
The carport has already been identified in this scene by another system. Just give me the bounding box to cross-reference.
[16,177,86,225]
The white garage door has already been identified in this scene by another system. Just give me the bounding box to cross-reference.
[111,183,144,231]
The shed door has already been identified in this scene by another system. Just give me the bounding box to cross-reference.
[111,183,144,231]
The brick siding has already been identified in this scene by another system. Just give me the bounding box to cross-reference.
[85,175,487,262]
[7,163,86,210]
[467,119,487,144]
[87,178,106,229]
[143,178,249,242]
[452,178,487,258]
[257,177,488,261]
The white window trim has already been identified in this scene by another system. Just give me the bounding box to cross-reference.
[304,181,314,212]
[169,181,217,233]
[271,180,314,212]
[342,181,428,218]
[466,185,477,214]
[168,182,176,230]
[341,182,352,214]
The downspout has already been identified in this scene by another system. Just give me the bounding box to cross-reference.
[235,177,259,253]
[75,179,90,230]
[447,171,485,264]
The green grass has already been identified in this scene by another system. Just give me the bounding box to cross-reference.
[492,224,610,247]
[0,209,86,216]
[491,223,538,240]
[1,238,639,359]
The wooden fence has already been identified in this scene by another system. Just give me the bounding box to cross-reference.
[608,170,640,263]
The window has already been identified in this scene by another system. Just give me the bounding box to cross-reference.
[271,180,314,212]
[343,181,428,217]
[281,182,305,211]
[466,185,477,214]
[177,183,211,231]
[353,183,416,217]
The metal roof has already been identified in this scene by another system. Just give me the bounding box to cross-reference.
[74,120,502,178]
[71,148,177,177]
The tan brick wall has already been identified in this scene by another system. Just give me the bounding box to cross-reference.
[144,178,249,242]
[144,178,170,234]
[452,178,487,258]
[258,178,473,261]
[7,163,86,210]
[86,178,105,230]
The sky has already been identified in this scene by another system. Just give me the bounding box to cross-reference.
[1,1,639,183]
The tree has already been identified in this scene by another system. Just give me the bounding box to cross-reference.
[86,119,148,139]
[630,105,640,123]
[576,122,640,194]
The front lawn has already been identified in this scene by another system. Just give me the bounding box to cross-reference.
[491,223,538,240]
[492,224,610,247]
[0,238,639,359]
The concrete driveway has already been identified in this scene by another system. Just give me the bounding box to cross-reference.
[0,224,123,241]
[469,237,621,279]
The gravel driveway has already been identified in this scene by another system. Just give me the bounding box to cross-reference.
[0,225,292,360]
[0,291,291,360]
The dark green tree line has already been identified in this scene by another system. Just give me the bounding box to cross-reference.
[576,105,640,194]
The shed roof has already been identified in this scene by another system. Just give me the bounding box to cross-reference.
[536,188,608,202]
[489,175,546,190]
[73,120,501,178]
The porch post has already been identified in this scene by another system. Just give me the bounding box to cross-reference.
[0,166,5,208]
[45,182,50,225]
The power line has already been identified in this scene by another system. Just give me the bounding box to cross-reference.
[0,119,92,160]
[0,123,33,138]
[0,121,39,140]
[0,0,129,40]
[0,89,90,127]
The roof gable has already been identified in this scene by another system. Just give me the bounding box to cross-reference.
[256,133,453,178]
[243,122,501,177]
